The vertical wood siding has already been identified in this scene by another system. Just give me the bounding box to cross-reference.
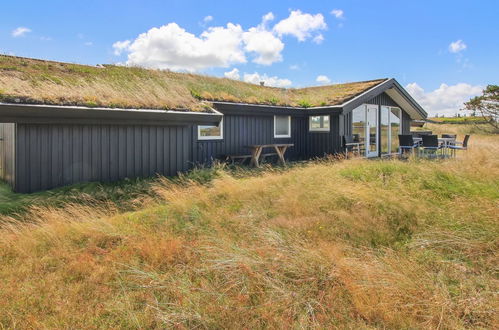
[191,114,342,164]
[14,123,191,193]
[0,123,16,187]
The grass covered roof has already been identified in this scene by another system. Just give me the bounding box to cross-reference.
[0,55,387,111]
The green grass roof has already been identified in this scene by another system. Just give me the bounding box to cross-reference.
[0,55,387,111]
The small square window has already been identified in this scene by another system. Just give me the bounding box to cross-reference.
[274,115,291,138]
[309,115,330,132]
[198,118,223,140]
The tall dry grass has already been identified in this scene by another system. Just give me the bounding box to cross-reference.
[0,130,497,328]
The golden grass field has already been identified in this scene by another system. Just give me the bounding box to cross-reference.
[0,55,384,110]
[0,123,498,329]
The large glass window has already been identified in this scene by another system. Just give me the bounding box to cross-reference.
[351,106,366,145]
[381,106,390,155]
[379,107,402,154]
[198,118,223,140]
[390,108,401,153]
[309,115,330,132]
[274,115,291,138]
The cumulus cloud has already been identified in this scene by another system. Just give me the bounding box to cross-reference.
[449,40,467,53]
[12,27,31,37]
[224,68,240,80]
[203,15,213,23]
[113,10,327,71]
[406,82,483,117]
[114,23,246,72]
[330,9,344,19]
[316,75,331,84]
[112,40,131,55]
[242,13,284,65]
[243,72,292,88]
[273,10,327,42]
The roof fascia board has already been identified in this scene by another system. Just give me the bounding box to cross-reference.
[0,103,222,125]
[213,102,342,116]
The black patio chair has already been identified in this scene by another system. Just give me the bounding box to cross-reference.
[421,135,443,158]
[448,135,470,157]
[343,135,362,158]
[398,135,419,157]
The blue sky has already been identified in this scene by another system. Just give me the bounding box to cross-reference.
[1,0,498,116]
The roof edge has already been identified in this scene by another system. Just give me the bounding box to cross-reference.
[0,102,222,125]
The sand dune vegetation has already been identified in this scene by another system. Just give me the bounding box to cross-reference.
[0,124,498,328]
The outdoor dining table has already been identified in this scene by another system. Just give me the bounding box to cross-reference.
[246,143,294,167]
[413,137,456,147]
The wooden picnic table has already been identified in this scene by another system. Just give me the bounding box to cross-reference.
[246,144,294,167]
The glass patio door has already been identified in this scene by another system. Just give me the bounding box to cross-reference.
[366,105,378,157]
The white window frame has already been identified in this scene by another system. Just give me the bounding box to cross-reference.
[309,115,330,132]
[274,115,291,138]
[197,118,224,140]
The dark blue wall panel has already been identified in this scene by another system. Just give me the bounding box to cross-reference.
[14,123,192,193]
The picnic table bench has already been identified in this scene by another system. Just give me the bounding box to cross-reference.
[227,143,294,167]
[246,143,294,167]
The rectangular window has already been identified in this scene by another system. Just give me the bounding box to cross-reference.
[274,115,291,138]
[309,115,330,132]
[351,105,366,145]
[198,118,223,140]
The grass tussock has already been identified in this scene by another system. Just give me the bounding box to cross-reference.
[0,55,385,110]
[0,129,498,328]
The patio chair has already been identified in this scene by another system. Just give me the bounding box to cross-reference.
[398,135,419,157]
[448,135,470,157]
[343,135,362,158]
[421,135,443,158]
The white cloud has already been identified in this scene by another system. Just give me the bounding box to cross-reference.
[312,34,324,44]
[113,10,327,71]
[84,41,93,46]
[224,68,240,80]
[241,12,284,65]
[112,40,131,55]
[316,75,331,84]
[449,40,467,53]
[331,9,344,19]
[273,10,327,42]
[12,27,31,37]
[406,82,483,117]
[115,23,246,71]
[203,15,213,23]
[243,72,292,88]
[262,12,275,24]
